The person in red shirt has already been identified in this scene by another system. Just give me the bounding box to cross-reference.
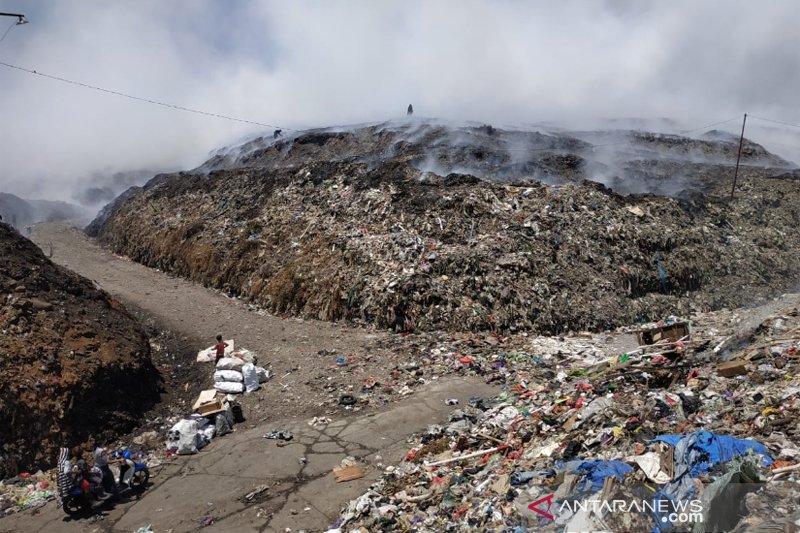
[213,335,228,364]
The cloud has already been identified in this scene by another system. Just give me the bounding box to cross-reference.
[1,0,799,202]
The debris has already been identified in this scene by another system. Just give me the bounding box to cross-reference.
[333,465,366,483]
[327,305,800,531]
[717,359,748,377]
[243,484,269,502]
[263,431,294,441]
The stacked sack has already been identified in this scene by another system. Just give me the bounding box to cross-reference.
[214,354,270,394]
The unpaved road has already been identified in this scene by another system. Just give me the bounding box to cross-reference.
[29,223,427,419]
[5,223,500,532]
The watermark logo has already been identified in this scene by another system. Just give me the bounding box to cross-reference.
[527,493,555,520]
[528,494,703,525]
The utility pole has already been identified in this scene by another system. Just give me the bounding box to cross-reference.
[730,113,747,201]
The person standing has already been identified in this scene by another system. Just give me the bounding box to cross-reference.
[213,335,229,364]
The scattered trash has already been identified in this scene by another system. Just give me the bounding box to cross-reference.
[339,394,357,406]
[333,465,366,483]
[263,431,294,441]
[327,307,800,531]
[243,484,269,502]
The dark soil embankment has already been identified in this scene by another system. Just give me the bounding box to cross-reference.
[0,223,159,475]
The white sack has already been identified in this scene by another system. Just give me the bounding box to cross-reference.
[214,381,244,394]
[242,363,260,392]
[216,357,245,371]
[169,419,199,455]
[214,369,244,382]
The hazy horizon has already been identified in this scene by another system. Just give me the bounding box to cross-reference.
[2,0,800,202]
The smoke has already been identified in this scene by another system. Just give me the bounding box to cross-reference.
[1,0,800,204]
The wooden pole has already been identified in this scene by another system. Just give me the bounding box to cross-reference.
[730,113,747,200]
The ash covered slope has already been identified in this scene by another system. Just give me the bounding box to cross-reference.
[199,120,793,197]
[0,223,159,475]
[89,120,800,334]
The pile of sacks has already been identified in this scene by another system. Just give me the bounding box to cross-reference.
[214,354,270,395]
[197,341,270,394]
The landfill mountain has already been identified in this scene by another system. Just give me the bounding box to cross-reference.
[0,193,86,232]
[88,119,800,335]
[0,223,159,476]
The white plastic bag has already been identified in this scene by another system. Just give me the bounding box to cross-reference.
[242,363,260,392]
[216,357,245,371]
[214,369,244,382]
[215,381,244,394]
[201,424,216,441]
[169,419,199,455]
[256,367,271,383]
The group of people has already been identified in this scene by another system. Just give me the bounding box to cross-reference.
[61,448,136,500]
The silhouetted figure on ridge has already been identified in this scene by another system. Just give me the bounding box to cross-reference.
[273,129,282,139]
[407,104,413,116]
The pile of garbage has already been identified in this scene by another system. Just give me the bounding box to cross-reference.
[326,305,800,532]
[0,471,56,516]
[90,126,800,335]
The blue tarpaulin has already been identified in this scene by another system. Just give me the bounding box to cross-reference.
[572,460,634,493]
[650,431,773,532]
[653,430,773,478]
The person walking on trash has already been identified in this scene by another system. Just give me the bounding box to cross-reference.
[389,298,409,333]
[213,335,229,364]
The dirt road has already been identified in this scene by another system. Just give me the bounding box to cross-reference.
[30,223,422,420]
[7,223,500,532]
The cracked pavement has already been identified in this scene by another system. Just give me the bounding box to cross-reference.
[4,377,497,532]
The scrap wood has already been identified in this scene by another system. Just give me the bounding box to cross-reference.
[333,464,366,482]
[477,432,506,446]
[768,463,800,481]
[424,445,509,468]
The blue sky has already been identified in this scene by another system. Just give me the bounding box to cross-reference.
[1,0,800,200]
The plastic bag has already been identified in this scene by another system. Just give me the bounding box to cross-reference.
[169,419,199,455]
[215,413,232,436]
[242,363,260,392]
[256,367,271,383]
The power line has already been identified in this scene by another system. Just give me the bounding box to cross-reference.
[0,20,15,43]
[0,60,294,131]
[749,115,800,130]
[679,116,741,134]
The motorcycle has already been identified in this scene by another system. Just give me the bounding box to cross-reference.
[57,448,150,516]
[114,450,150,491]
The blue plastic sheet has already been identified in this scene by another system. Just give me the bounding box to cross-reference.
[572,460,634,493]
[650,431,773,531]
[653,430,773,478]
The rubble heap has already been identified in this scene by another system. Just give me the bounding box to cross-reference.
[327,305,800,532]
[0,223,159,476]
[90,151,800,334]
